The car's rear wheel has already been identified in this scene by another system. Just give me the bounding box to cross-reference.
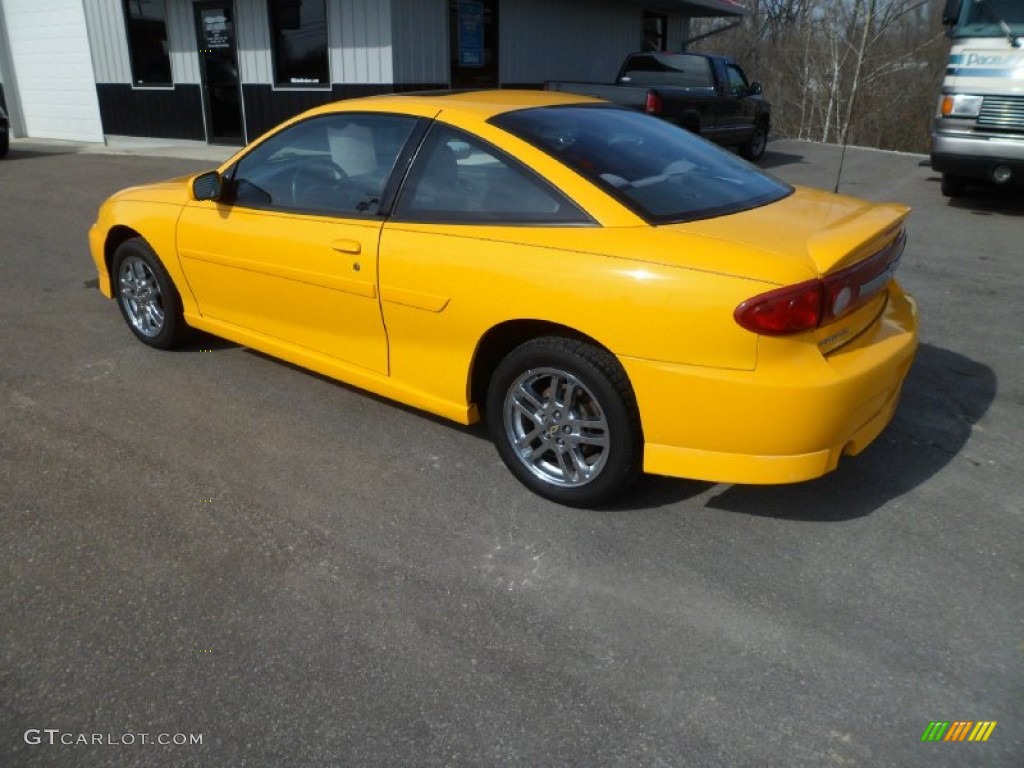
[486,337,642,507]
[112,238,188,349]
[0,129,8,158]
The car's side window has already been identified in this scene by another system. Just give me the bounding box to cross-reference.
[726,65,749,97]
[392,124,592,225]
[227,113,419,217]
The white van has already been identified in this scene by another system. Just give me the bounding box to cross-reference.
[930,0,1024,197]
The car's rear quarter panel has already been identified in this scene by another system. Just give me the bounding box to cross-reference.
[630,282,917,483]
[378,224,765,414]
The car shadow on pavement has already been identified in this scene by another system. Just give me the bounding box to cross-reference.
[604,475,717,510]
[926,175,1024,216]
[180,330,238,352]
[188,337,995,517]
[758,149,808,171]
[949,192,1024,217]
[701,342,996,521]
[2,147,83,162]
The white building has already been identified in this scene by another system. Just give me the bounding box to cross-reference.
[0,0,744,145]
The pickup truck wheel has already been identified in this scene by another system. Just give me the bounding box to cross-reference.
[941,173,966,198]
[739,124,768,161]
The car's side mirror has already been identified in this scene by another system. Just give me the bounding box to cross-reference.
[748,82,763,96]
[192,170,222,201]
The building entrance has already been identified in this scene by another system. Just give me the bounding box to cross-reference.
[194,1,244,144]
[450,0,498,89]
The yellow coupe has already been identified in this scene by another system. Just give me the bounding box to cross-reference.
[89,91,917,506]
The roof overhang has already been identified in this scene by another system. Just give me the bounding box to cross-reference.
[628,0,746,17]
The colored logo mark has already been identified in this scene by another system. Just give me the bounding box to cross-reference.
[921,721,997,742]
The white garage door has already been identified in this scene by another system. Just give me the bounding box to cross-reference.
[2,0,104,142]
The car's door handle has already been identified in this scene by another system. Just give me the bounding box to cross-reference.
[331,239,362,254]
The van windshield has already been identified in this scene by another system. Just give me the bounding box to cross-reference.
[952,0,1024,37]
[491,105,791,224]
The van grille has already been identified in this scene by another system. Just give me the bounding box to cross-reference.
[977,95,1024,131]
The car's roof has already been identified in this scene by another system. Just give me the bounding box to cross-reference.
[304,89,604,122]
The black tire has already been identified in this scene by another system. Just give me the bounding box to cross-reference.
[941,172,966,198]
[739,123,768,161]
[111,237,188,349]
[485,337,643,507]
[681,115,701,135]
[0,130,8,159]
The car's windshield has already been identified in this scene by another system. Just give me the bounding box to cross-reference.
[952,0,1024,37]
[492,105,791,224]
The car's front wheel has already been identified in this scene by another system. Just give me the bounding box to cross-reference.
[112,237,188,349]
[486,337,642,507]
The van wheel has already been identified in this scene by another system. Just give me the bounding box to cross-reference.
[486,337,642,507]
[941,173,966,198]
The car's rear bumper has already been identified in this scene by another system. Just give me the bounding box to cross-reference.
[622,282,918,484]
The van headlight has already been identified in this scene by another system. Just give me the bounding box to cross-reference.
[941,94,984,118]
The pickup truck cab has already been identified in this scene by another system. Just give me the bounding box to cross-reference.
[546,52,771,160]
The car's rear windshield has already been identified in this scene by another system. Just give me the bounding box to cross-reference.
[491,105,791,224]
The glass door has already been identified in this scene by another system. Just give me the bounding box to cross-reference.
[194,1,244,144]
[449,0,499,89]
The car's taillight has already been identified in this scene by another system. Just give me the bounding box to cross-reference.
[820,228,906,324]
[645,91,662,115]
[735,228,906,336]
[734,280,823,335]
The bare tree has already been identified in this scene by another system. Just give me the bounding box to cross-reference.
[690,0,948,153]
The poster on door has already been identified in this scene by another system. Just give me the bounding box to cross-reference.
[458,1,484,67]
[202,11,231,49]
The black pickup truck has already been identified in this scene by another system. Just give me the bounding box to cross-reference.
[546,52,771,161]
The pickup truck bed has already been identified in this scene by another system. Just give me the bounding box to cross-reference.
[546,52,771,161]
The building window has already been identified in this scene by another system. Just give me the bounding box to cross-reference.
[270,0,330,87]
[123,0,172,85]
[642,11,668,52]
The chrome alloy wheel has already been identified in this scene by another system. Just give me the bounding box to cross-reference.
[118,255,166,338]
[502,367,611,488]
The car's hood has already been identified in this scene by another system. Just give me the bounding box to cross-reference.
[105,175,196,206]
[653,185,909,284]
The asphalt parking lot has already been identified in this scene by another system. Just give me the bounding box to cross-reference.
[2,136,1022,767]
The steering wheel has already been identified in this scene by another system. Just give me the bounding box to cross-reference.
[290,158,348,207]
